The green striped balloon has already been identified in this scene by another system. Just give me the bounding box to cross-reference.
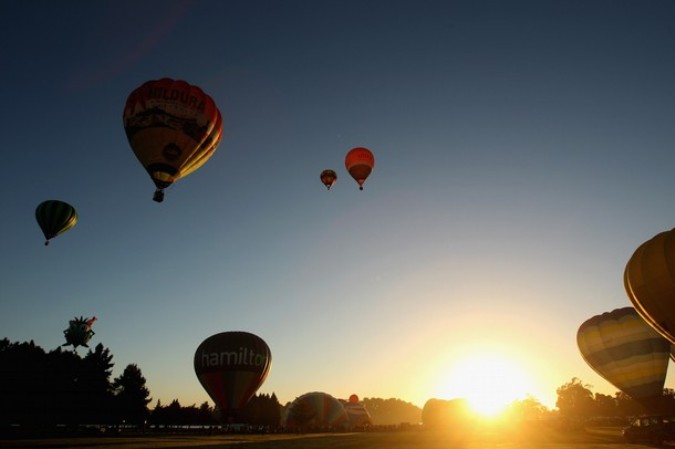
[35,200,78,246]
[577,307,670,406]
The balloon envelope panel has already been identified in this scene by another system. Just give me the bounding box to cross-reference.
[625,229,675,345]
[577,307,670,402]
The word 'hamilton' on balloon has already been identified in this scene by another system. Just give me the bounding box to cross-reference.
[199,346,269,368]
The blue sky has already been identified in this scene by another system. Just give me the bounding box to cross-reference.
[2,0,675,410]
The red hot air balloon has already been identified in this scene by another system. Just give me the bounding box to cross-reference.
[320,169,337,190]
[123,78,223,202]
[194,331,271,422]
[345,147,374,190]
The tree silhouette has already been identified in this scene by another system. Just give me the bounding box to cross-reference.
[556,377,595,418]
[112,364,151,425]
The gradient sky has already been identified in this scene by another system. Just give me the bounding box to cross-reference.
[2,0,675,411]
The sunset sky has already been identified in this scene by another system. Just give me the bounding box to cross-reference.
[2,0,675,413]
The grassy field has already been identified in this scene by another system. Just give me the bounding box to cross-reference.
[0,426,657,449]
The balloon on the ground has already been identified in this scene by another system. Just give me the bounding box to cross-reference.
[345,147,374,190]
[194,331,271,421]
[421,398,472,429]
[123,78,223,203]
[283,392,349,430]
[342,395,372,428]
[320,169,337,190]
[576,307,670,407]
[624,228,675,345]
[63,316,96,348]
[35,200,78,246]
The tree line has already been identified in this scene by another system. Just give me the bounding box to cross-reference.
[6,338,670,432]
[0,338,421,430]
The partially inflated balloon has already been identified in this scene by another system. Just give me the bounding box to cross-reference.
[625,229,675,345]
[194,331,271,421]
[320,169,337,190]
[577,307,670,408]
[283,392,349,430]
[123,78,223,202]
[345,147,374,190]
[35,200,78,246]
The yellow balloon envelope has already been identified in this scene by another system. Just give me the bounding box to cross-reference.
[624,228,675,345]
[123,78,223,202]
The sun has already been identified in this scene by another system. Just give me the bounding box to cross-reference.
[434,353,533,418]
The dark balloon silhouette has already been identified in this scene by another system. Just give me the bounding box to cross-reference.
[577,307,670,409]
[345,147,374,190]
[63,316,97,348]
[123,78,223,203]
[194,331,271,421]
[283,392,349,430]
[625,228,675,345]
[35,200,78,246]
[320,169,337,190]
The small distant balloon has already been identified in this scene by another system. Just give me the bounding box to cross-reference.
[123,78,223,203]
[63,316,97,348]
[345,147,374,190]
[320,169,337,190]
[35,200,78,246]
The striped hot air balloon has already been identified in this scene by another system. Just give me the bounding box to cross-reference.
[624,228,675,345]
[283,392,349,430]
[123,78,223,202]
[577,307,671,410]
[35,200,78,246]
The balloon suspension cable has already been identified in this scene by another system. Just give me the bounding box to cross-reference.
[153,189,165,203]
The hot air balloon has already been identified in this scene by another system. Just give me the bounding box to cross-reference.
[577,307,671,411]
[63,316,97,348]
[320,169,337,190]
[343,395,372,428]
[35,200,78,246]
[283,392,349,430]
[625,228,675,345]
[194,331,271,422]
[123,78,223,202]
[345,147,374,190]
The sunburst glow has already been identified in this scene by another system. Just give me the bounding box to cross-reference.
[434,352,533,418]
